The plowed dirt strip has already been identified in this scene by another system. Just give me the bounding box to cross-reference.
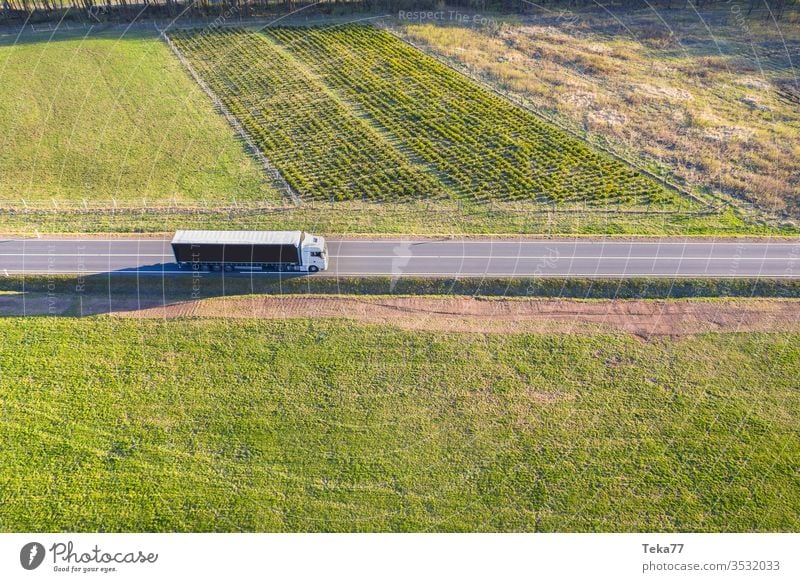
[97,297,800,338]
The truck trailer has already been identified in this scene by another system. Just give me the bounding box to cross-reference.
[171,230,328,272]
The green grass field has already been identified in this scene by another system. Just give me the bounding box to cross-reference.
[0,31,277,206]
[1,317,796,532]
[0,197,771,235]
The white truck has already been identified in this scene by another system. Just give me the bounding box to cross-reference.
[171,230,328,272]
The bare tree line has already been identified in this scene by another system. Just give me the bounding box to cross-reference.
[0,0,796,25]
[532,0,794,19]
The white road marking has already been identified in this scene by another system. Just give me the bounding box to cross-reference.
[332,256,796,260]
[0,253,171,257]
[0,254,796,260]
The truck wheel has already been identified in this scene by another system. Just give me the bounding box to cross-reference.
[224,264,233,272]
[308,265,319,273]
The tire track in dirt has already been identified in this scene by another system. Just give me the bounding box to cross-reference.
[105,296,800,339]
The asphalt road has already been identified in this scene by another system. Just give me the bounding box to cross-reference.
[1,238,799,278]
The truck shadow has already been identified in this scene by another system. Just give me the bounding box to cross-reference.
[0,266,325,317]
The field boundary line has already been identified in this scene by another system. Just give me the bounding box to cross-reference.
[160,30,302,206]
[0,201,718,216]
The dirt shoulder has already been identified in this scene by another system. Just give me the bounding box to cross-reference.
[4,295,796,338]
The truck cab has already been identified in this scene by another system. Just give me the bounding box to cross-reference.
[302,235,328,272]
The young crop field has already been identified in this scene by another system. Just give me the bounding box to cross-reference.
[168,25,685,207]
[168,28,444,202]
[0,317,797,532]
[266,25,679,205]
